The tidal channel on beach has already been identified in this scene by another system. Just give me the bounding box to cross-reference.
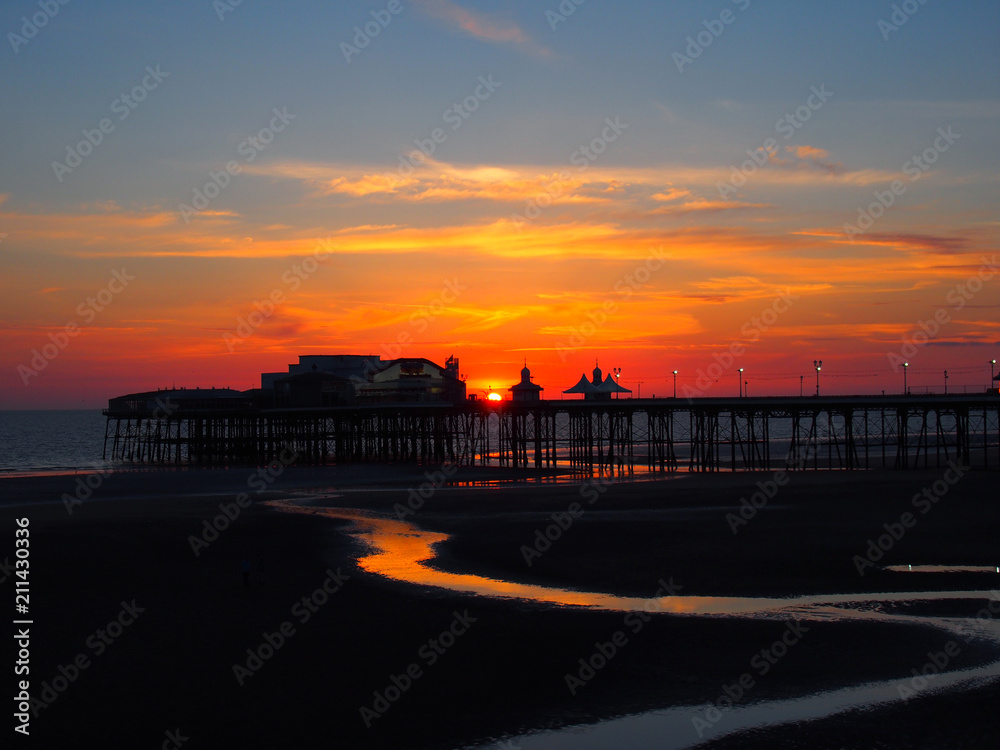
[275,498,1000,749]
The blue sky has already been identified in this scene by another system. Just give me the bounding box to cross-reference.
[1,0,998,407]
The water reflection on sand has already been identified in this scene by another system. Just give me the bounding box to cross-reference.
[275,500,1000,749]
[277,502,999,619]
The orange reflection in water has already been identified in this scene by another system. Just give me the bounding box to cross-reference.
[317,508,715,612]
[275,503,1000,619]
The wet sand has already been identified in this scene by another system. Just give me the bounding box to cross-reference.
[2,465,998,748]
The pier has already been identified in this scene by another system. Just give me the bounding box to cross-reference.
[103,392,1000,472]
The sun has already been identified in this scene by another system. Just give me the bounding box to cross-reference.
[487,392,502,401]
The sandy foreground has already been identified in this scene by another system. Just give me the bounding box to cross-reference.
[1,464,999,749]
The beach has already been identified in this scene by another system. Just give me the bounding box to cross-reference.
[2,465,999,748]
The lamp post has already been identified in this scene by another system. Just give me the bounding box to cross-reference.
[944,370,948,395]
[738,368,744,398]
[636,381,644,399]
[903,362,909,395]
[613,367,621,400]
[800,375,803,397]
[672,370,678,399]
[992,359,996,387]
[813,360,823,397]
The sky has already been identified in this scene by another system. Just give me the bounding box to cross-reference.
[1,0,998,408]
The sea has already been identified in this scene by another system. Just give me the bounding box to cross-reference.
[0,410,111,475]
[0,406,983,476]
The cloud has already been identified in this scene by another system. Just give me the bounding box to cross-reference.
[767,144,844,175]
[786,145,829,160]
[650,187,692,203]
[257,159,604,205]
[798,229,970,254]
[650,198,770,216]
[413,0,550,56]
[250,158,906,215]
[450,309,527,334]
[846,232,969,253]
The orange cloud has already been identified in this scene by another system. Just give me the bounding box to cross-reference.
[650,188,692,202]
[413,0,549,56]
[787,145,829,160]
[766,144,844,175]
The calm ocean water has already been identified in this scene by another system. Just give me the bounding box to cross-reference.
[0,410,111,474]
[0,408,976,476]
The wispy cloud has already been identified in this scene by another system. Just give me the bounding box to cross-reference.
[652,199,770,216]
[413,0,550,56]
[767,144,844,175]
[255,159,603,204]
[797,228,970,254]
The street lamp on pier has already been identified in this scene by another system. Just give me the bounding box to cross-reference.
[903,362,909,395]
[613,367,621,400]
[813,360,823,397]
[738,368,744,398]
[944,370,949,395]
[672,370,678,399]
